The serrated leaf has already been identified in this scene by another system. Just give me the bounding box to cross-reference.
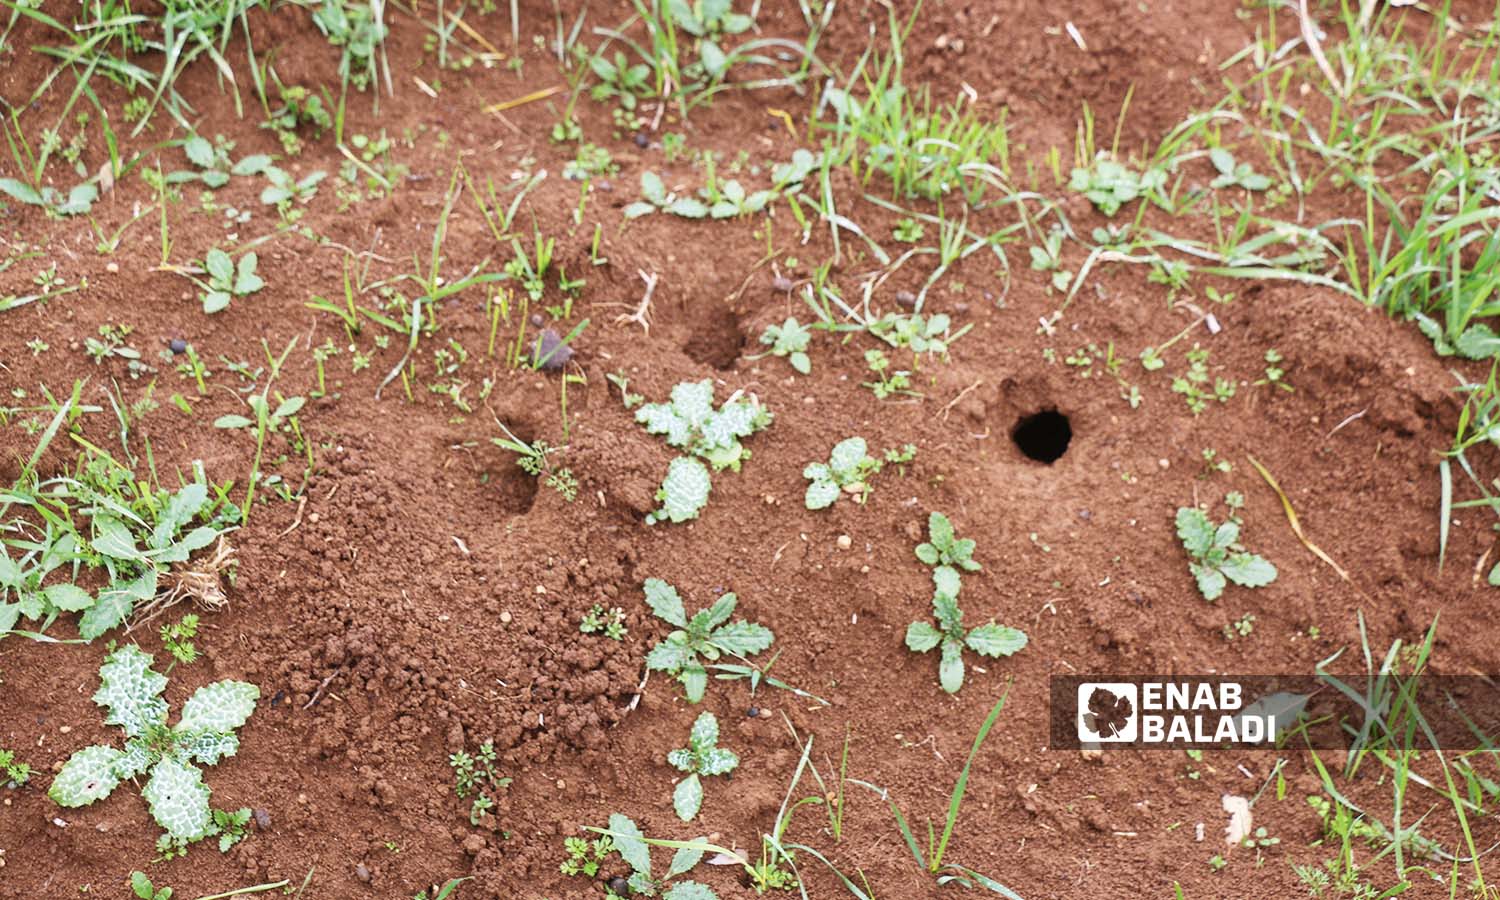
[654,457,711,524]
[906,621,942,652]
[0,547,21,587]
[231,154,272,176]
[933,592,962,631]
[1455,324,1500,360]
[939,639,965,693]
[644,578,687,627]
[43,583,94,612]
[1175,507,1215,559]
[609,813,651,876]
[965,623,1028,658]
[668,197,709,218]
[48,745,123,806]
[142,757,212,840]
[709,621,772,656]
[804,478,840,510]
[698,746,738,776]
[932,565,962,600]
[93,518,143,561]
[664,882,718,900]
[183,136,216,169]
[667,747,697,771]
[641,171,667,205]
[80,570,156,640]
[1213,520,1240,550]
[689,711,719,750]
[637,402,693,447]
[94,645,169,738]
[0,177,44,205]
[646,636,695,674]
[692,594,737,634]
[1221,553,1277,588]
[928,511,954,546]
[673,773,703,821]
[176,681,259,735]
[668,842,706,879]
[1193,564,1227,601]
[112,738,154,779]
[681,664,709,704]
[205,248,234,284]
[151,484,208,550]
[0,602,19,635]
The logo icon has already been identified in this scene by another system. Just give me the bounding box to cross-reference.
[1077,683,1137,743]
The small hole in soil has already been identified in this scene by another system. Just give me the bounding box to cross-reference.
[682,305,745,370]
[1012,409,1071,463]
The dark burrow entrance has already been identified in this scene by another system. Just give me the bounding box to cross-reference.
[1012,409,1072,463]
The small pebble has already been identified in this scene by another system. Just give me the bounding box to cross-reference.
[354,864,371,883]
[771,275,794,293]
[500,610,513,624]
[836,534,852,550]
[253,808,272,830]
[105,262,119,274]
[609,876,631,896]
[633,132,649,148]
[746,706,760,718]
[169,338,187,354]
[758,708,773,719]
[895,290,917,309]
[533,328,575,371]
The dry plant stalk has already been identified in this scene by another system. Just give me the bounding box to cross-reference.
[129,537,237,630]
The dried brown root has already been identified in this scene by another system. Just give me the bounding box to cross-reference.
[129,537,237,630]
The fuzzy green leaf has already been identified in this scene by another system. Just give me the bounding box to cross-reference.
[1175,507,1215,559]
[43,583,94,612]
[804,478,840,510]
[939,639,965,693]
[93,646,169,739]
[673,773,703,821]
[92,518,144,561]
[48,745,123,806]
[0,547,21,587]
[667,747,696,772]
[906,621,943,652]
[928,512,954,546]
[663,882,718,900]
[609,812,651,876]
[644,578,687,627]
[142,757,213,840]
[689,711,719,751]
[698,746,739,776]
[681,664,709,704]
[112,738,154,779]
[646,635,695,673]
[691,594,737,634]
[932,565,962,600]
[667,843,707,879]
[0,603,19,635]
[1221,553,1277,588]
[914,543,940,565]
[177,681,259,735]
[828,437,869,476]
[652,457,712,524]
[1213,520,1240,550]
[965,623,1028,658]
[1193,564,1228,601]
[708,621,773,656]
[79,572,155,641]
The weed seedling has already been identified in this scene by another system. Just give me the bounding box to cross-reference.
[634,380,771,523]
[580,604,627,640]
[193,247,265,314]
[492,423,577,501]
[160,614,200,666]
[643,578,773,703]
[752,317,812,375]
[862,348,915,399]
[623,171,710,219]
[49,646,259,853]
[669,712,739,821]
[0,748,31,787]
[803,436,885,509]
[130,871,174,900]
[449,740,512,826]
[1208,148,1271,192]
[560,834,615,877]
[1069,156,1165,216]
[906,566,1027,693]
[915,512,980,571]
[1175,506,1277,601]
